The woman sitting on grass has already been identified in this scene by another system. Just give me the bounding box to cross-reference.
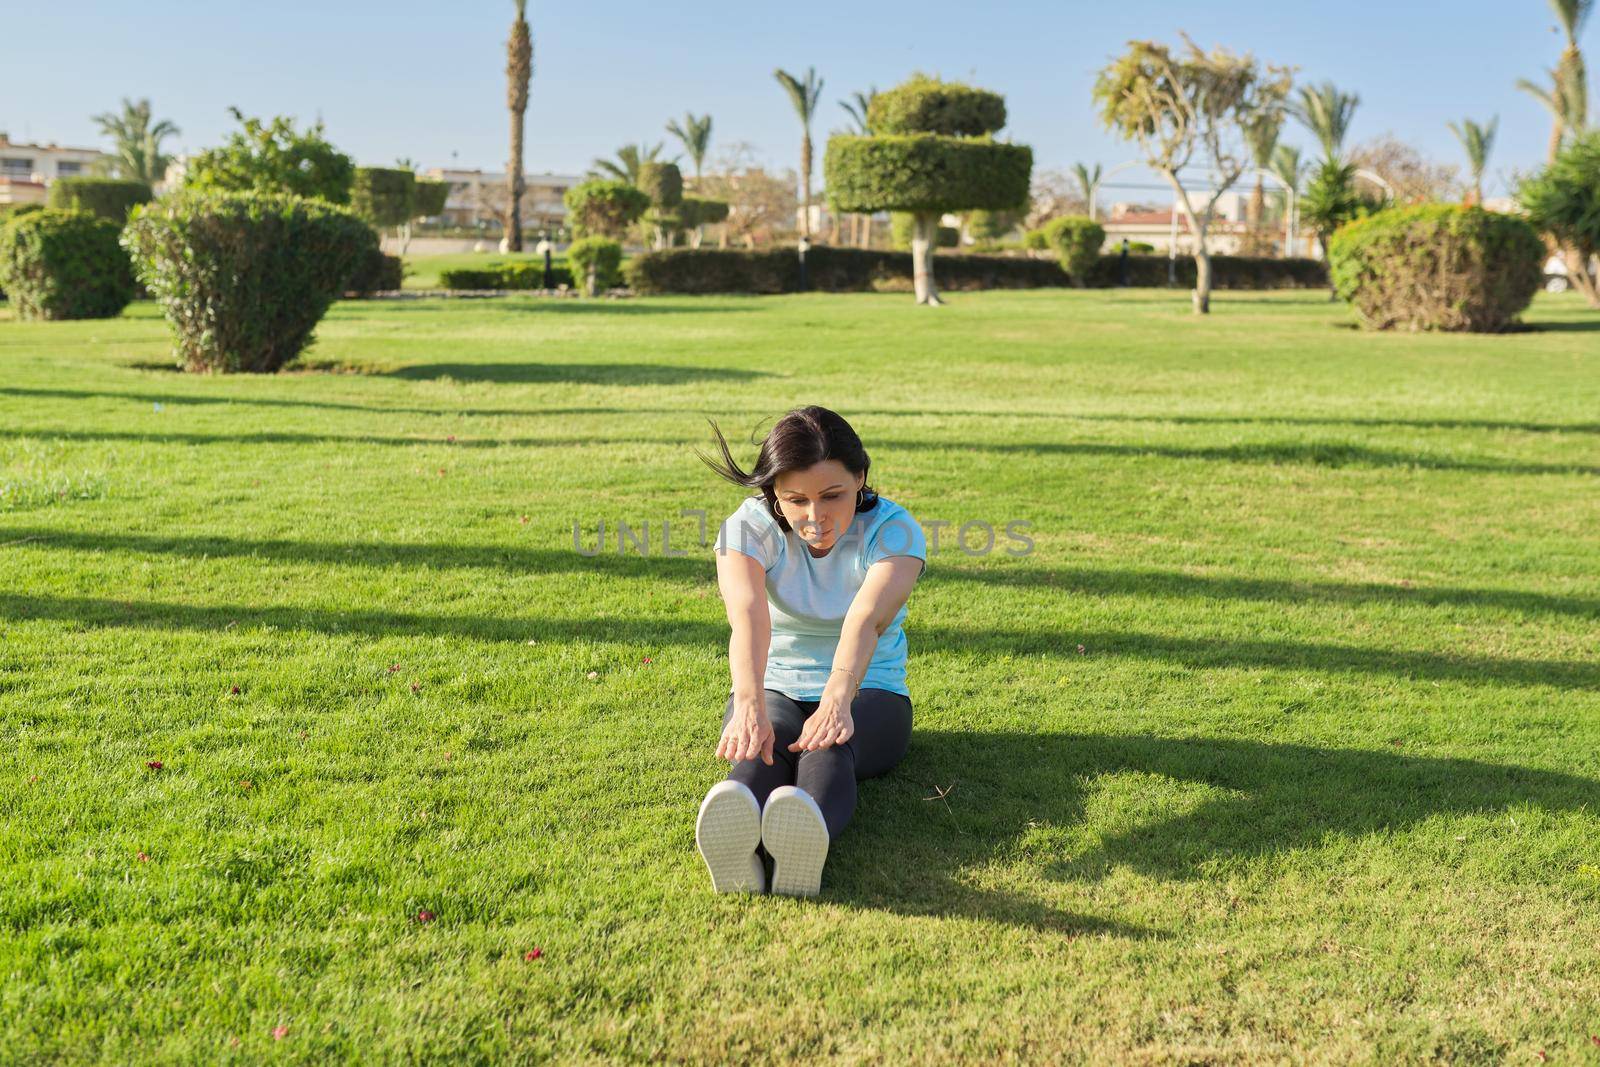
[695,405,927,897]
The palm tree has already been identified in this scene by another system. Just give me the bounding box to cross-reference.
[774,66,824,239]
[1072,162,1103,219]
[1244,114,1282,237]
[1516,1,1592,162]
[504,0,533,252]
[90,98,180,186]
[838,89,878,246]
[839,88,878,135]
[1292,82,1360,164]
[1447,117,1498,204]
[1269,144,1308,254]
[665,113,713,185]
[589,142,669,184]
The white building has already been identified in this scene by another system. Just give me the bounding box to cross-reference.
[0,133,109,206]
[423,168,582,232]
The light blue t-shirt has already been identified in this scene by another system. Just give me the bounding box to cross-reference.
[714,493,927,700]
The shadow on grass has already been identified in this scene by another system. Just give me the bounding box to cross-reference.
[10,388,1595,437]
[0,588,1594,691]
[876,436,1600,477]
[0,427,683,449]
[330,298,762,317]
[5,526,1598,624]
[379,362,773,385]
[827,730,1600,928]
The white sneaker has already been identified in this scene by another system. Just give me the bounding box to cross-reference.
[695,780,765,894]
[761,785,829,897]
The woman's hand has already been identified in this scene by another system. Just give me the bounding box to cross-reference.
[717,696,775,765]
[789,696,855,752]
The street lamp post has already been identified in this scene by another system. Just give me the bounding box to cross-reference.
[536,234,553,289]
[797,234,809,292]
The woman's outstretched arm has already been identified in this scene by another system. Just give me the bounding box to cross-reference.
[791,556,923,752]
[715,548,775,764]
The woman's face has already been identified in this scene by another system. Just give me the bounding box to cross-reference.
[772,460,864,555]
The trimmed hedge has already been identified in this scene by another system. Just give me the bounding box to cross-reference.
[678,197,729,228]
[413,179,450,219]
[1327,204,1543,332]
[122,191,376,372]
[437,262,575,290]
[45,178,153,221]
[624,247,1328,295]
[638,163,683,209]
[1041,216,1104,286]
[0,209,136,320]
[567,237,624,295]
[826,135,1032,214]
[351,167,415,228]
[347,249,405,295]
[563,180,650,238]
[868,74,1007,137]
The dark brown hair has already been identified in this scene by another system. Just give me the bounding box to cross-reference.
[697,405,879,532]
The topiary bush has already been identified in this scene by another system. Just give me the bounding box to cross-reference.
[413,179,451,219]
[567,237,624,295]
[0,209,136,320]
[826,73,1032,304]
[122,191,376,372]
[45,178,153,221]
[350,167,416,229]
[1327,204,1543,332]
[563,180,651,239]
[1041,216,1105,286]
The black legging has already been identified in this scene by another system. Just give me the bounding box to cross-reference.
[721,687,912,840]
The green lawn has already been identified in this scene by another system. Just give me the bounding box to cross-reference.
[2,289,1598,1063]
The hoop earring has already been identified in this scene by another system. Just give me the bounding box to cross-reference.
[855,487,865,508]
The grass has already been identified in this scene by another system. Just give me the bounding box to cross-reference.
[402,252,568,290]
[1,288,1598,1063]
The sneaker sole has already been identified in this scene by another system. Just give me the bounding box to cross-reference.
[695,781,764,894]
[762,786,829,897]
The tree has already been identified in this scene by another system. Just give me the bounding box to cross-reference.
[665,113,713,184]
[590,143,669,184]
[1301,160,1383,297]
[1447,118,1498,204]
[838,89,879,246]
[1269,144,1308,253]
[562,180,650,240]
[1519,130,1600,307]
[91,98,180,186]
[1243,113,1281,243]
[1072,162,1104,219]
[1517,0,1593,161]
[696,151,798,248]
[1093,36,1292,314]
[184,108,354,204]
[774,67,824,240]
[826,74,1032,304]
[1346,136,1459,203]
[1024,167,1088,230]
[1293,81,1360,164]
[504,0,534,252]
[639,161,684,249]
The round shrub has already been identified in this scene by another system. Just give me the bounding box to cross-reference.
[867,74,1007,136]
[827,135,1032,215]
[122,191,376,372]
[1327,204,1543,332]
[563,180,651,239]
[637,163,683,209]
[1021,228,1049,251]
[1041,215,1105,286]
[46,178,153,221]
[567,237,624,295]
[0,209,135,320]
[346,248,404,295]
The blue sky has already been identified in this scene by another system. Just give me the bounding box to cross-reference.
[4,1,1589,198]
